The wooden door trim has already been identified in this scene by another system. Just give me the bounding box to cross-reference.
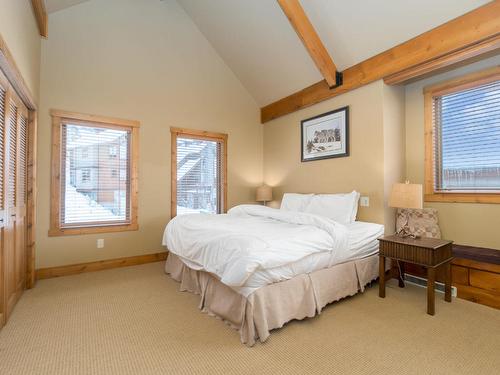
[26,111,37,288]
[0,35,36,111]
[14,98,24,294]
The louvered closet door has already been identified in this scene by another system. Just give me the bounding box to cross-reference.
[15,111,28,300]
[3,90,27,321]
[0,72,6,326]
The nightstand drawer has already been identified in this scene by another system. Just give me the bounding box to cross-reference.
[379,239,452,267]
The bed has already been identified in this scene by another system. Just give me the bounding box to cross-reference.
[162,192,386,346]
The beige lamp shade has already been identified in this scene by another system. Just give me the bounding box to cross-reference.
[256,185,272,202]
[389,182,423,209]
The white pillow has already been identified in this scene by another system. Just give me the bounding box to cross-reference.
[280,193,314,212]
[303,191,360,224]
[349,191,361,222]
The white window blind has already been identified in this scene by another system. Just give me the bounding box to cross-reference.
[60,123,131,227]
[433,79,500,191]
[176,137,223,215]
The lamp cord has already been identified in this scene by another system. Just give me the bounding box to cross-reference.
[396,260,405,287]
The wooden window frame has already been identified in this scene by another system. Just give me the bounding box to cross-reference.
[170,127,227,218]
[424,66,500,204]
[49,109,140,236]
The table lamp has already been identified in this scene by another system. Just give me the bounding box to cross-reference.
[389,181,423,238]
[256,185,272,206]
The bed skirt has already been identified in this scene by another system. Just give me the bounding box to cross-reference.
[165,253,383,346]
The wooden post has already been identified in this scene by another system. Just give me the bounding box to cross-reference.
[379,256,386,298]
[427,267,436,315]
[444,262,452,303]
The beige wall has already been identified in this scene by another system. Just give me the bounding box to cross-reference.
[383,84,406,232]
[405,55,500,250]
[33,0,500,270]
[264,80,405,228]
[37,0,262,268]
[0,0,41,102]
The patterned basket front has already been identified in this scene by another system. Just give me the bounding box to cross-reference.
[396,208,441,239]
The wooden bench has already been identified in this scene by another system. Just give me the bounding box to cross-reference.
[397,244,500,310]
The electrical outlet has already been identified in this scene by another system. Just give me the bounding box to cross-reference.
[360,196,370,207]
[97,239,104,249]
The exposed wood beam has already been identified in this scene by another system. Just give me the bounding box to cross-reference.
[277,0,339,87]
[262,1,500,123]
[384,34,500,85]
[31,0,48,38]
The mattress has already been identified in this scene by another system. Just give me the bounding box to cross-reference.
[171,220,384,297]
[232,221,383,296]
[164,205,349,290]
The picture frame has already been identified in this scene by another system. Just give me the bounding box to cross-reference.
[301,106,349,162]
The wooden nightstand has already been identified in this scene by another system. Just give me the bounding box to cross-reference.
[378,235,453,315]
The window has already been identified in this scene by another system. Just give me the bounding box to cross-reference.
[424,67,500,203]
[109,145,117,158]
[80,169,91,183]
[81,147,89,159]
[170,127,227,217]
[49,110,139,236]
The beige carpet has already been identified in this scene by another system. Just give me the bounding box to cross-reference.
[0,262,498,375]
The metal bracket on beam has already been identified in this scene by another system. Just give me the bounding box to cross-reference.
[329,71,344,89]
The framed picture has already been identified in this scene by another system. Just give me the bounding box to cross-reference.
[301,106,349,162]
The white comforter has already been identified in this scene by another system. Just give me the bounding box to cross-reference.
[163,205,348,288]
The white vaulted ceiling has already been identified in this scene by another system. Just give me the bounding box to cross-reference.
[43,0,492,105]
[45,0,89,14]
[178,0,322,107]
[178,0,491,106]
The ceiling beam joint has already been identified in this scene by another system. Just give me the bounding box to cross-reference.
[262,1,500,123]
[31,0,48,38]
[277,0,340,88]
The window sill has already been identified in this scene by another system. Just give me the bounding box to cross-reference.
[424,192,500,204]
[48,223,139,237]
